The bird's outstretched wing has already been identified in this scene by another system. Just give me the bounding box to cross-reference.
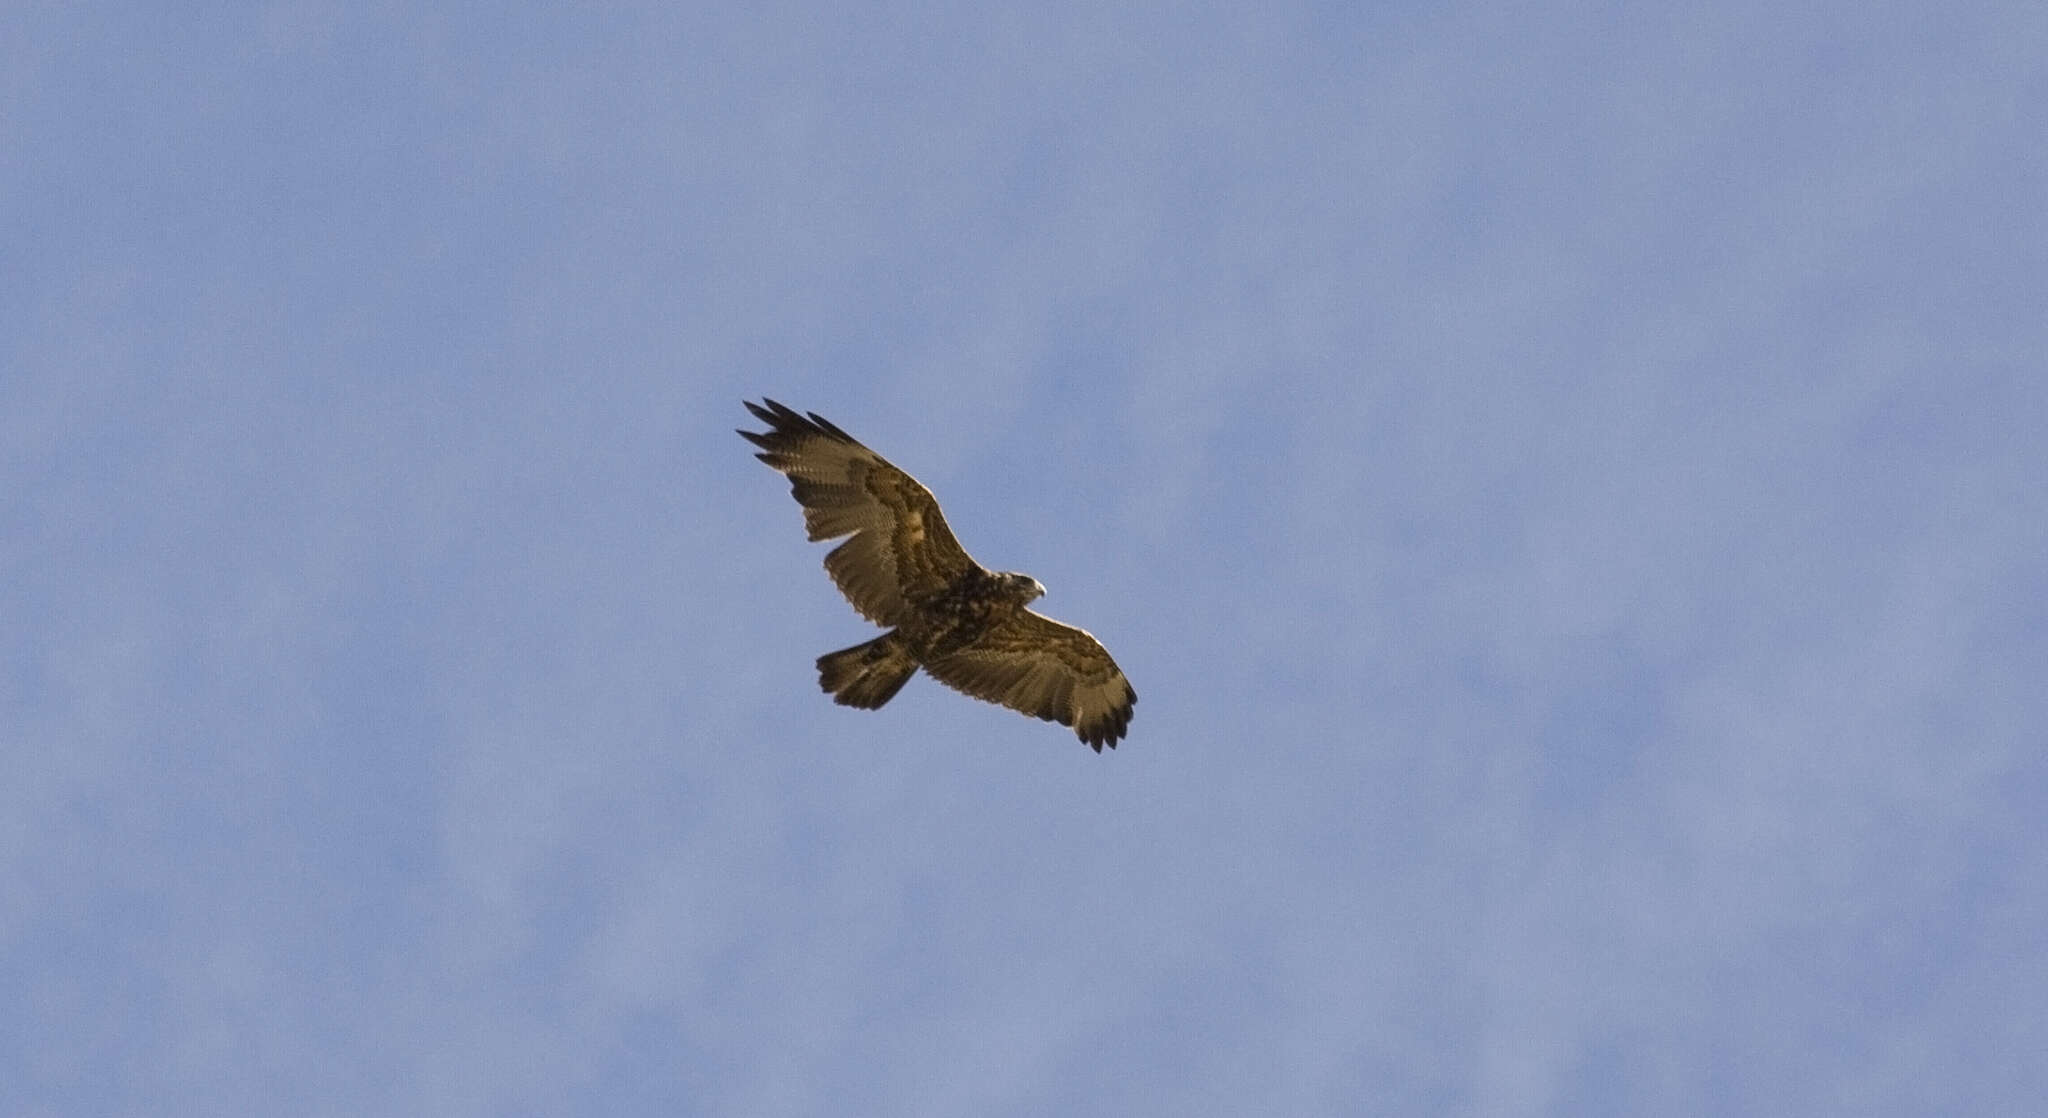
[739,399,979,626]
[923,610,1137,750]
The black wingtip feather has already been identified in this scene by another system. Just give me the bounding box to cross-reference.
[741,399,858,447]
[806,411,854,441]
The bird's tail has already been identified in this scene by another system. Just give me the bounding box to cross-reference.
[817,631,919,709]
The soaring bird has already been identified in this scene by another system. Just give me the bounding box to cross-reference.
[740,399,1135,750]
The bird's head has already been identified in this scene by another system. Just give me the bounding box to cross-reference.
[998,571,1046,604]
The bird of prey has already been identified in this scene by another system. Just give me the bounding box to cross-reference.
[739,399,1136,750]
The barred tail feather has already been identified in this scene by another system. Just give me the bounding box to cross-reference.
[817,632,918,709]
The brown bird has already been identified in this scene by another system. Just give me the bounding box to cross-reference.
[740,399,1136,750]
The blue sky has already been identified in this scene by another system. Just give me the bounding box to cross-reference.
[6,2,2045,1114]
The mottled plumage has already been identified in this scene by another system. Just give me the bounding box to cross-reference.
[740,399,1136,750]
